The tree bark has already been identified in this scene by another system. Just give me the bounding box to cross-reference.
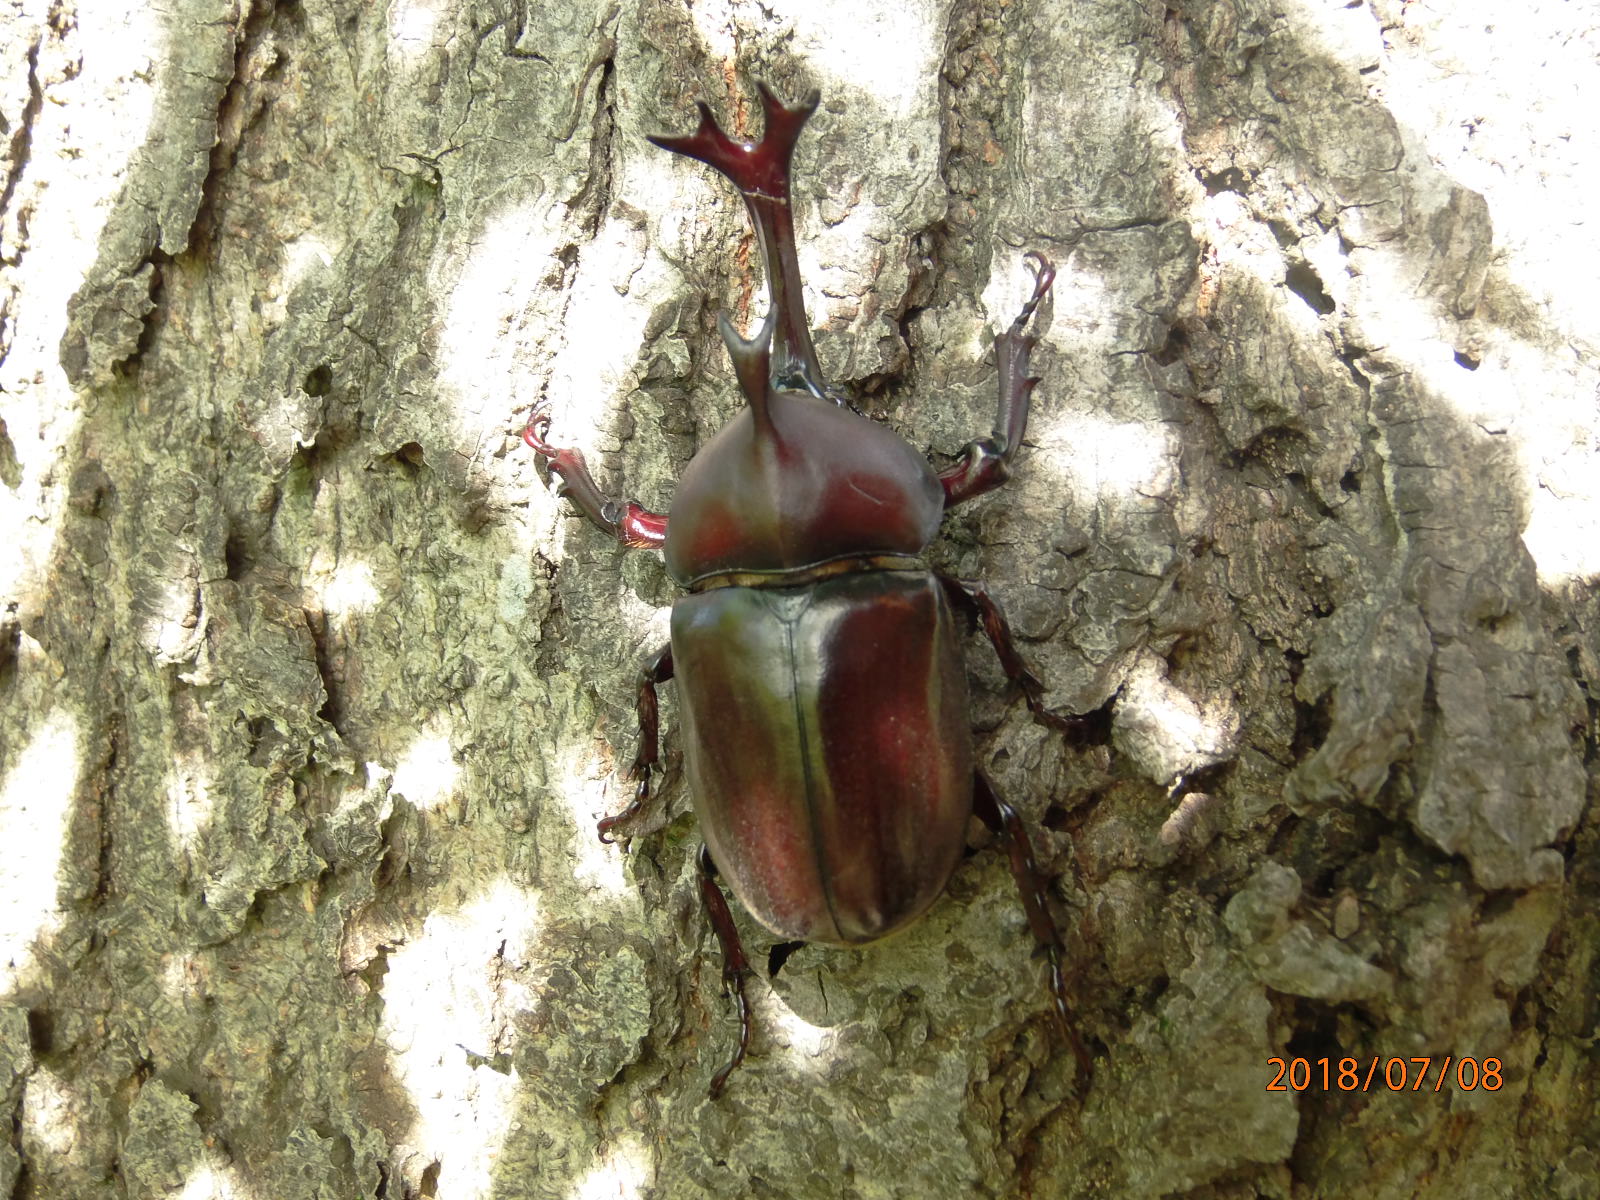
[1,0,1595,1196]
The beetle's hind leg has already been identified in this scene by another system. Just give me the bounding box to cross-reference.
[939,251,1056,508]
[697,846,754,1097]
[973,772,1092,1076]
[597,645,674,844]
[524,405,668,550]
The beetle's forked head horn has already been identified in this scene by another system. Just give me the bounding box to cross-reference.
[717,307,778,438]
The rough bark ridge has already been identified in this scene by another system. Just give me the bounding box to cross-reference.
[0,0,1595,1196]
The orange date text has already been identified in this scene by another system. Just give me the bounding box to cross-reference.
[1266,1056,1503,1093]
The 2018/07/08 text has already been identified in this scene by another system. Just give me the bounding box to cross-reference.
[1267,1056,1504,1093]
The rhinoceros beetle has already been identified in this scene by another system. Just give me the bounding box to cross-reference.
[526,83,1087,1095]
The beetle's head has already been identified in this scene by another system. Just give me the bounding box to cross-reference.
[662,313,944,587]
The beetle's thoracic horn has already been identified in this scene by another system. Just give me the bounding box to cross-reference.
[717,306,777,438]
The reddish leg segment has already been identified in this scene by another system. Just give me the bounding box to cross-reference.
[939,574,1078,736]
[940,252,1057,508]
[524,406,669,550]
[597,644,673,844]
[697,845,754,1097]
[972,772,1091,1076]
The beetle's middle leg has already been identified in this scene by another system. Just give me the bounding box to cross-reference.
[973,771,1092,1076]
[696,845,754,1098]
[938,574,1077,737]
[939,251,1056,508]
[524,405,669,550]
[597,644,673,844]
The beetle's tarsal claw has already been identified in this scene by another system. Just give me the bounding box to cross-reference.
[707,970,751,1099]
[596,772,651,846]
[522,405,555,455]
[1011,251,1057,333]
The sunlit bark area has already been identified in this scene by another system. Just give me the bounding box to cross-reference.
[0,0,1595,1196]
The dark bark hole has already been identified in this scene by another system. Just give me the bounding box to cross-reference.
[1165,632,1200,672]
[1284,263,1335,315]
[130,254,169,364]
[387,441,427,477]
[767,940,805,978]
[855,372,896,400]
[0,612,20,690]
[306,610,347,735]
[1340,469,1361,493]
[1069,698,1115,748]
[302,363,334,396]
[1152,323,1187,365]
[223,529,251,581]
[242,714,267,752]
[1454,348,1480,370]
[1284,1004,1347,1064]
[1200,166,1249,195]
[1566,646,1599,767]
[1480,891,1519,920]
[1042,803,1071,831]
[26,1008,54,1056]
[1291,692,1334,760]
[1287,470,1336,519]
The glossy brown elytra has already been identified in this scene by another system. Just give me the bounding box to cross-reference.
[526,83,1087,1096]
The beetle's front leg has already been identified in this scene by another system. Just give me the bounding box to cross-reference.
[940,252,1056,508]
[938,574,1077,736]
[597,645,673,844]
[524,406,668,550]
[973,772,1092,1076]
[696,845,754,1098]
